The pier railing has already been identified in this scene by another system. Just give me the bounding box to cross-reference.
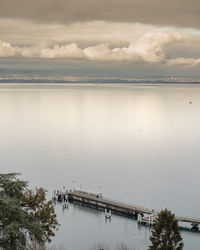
[68,189,154,214]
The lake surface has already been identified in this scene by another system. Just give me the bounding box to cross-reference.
[0,83,200,249]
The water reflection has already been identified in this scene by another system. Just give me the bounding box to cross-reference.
[0,83,200,249]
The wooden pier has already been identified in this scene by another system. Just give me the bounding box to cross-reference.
[55,189,200,230]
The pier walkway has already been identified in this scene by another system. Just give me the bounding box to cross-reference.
[56,189,200,229]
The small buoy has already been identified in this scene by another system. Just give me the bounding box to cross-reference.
[62,200,68,209]
[105,209,111,219]
[137,213,142,223]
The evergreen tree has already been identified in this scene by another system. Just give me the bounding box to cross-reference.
[148,209,184,250]
[0,173,58,250]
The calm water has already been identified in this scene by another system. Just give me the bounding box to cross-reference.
[0,83,200,249]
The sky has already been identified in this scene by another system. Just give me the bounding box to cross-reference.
[0,0,200,78]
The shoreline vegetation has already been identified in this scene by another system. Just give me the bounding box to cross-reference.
[0,75,200,84]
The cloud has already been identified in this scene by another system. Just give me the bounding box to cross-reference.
[0,0,200,29]
[0,19,171,47]
[81,32,183,63]
[0,41,19,57]
[40,43,83,59]
[0,41,39,58]
[167,57,200,66]
[38,32,184,63]
[1,27,200,67]
[1,19,199,57]
[0,32,185,64]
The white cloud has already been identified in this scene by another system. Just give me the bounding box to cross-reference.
[0,41,40,57]
[167,57,200,66]
[40,43,83,59]
[1,18,200,67]
[1,28,200,67]
[39,32,184,63]
[0,41,20,57]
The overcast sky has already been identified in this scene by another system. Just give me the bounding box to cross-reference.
[0,0,200,77]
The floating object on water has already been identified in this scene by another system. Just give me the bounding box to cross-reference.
[52,190,57,201]
[105,208,111,219]
[62,200,68,209]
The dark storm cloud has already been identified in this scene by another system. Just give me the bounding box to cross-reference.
[0,0,200,28]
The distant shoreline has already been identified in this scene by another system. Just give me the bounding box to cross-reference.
[0,80,200,84]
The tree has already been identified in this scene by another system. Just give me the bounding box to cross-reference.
[24,187,59,249]
[0,173,58,250]
[148,209,184,250]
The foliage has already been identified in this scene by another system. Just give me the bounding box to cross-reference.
[0,173,58,250]
[148,209,184,250]
[24,188,59,245]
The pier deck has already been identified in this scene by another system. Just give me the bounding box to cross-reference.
[56,189,200,229]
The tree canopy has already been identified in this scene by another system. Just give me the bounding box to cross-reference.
[0,173,58,250]
[148,209,184,250]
